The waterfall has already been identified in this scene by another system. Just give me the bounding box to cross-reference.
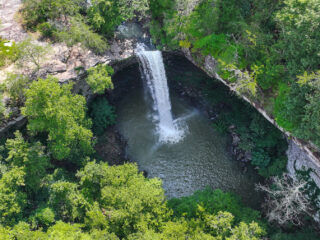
[135,43,184,143]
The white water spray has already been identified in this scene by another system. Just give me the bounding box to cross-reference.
[135,44,184,143]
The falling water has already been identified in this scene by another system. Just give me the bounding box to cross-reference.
[135,44,184,143]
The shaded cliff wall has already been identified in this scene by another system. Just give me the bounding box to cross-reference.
[181,48,320,188]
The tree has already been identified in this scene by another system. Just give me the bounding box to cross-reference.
[88,0,150,36]
[86,64,114,94]
[256,174,313,226]
[0,167,27,226]
[228,222,264,240]
[5,131,49,195]
[54,16,109,54]
[48,181,88,222]
[22,0,85,28]
[30,207,56,229]
[21,76,93,161]
[90,97,116,136]
[16,38,50,71]
[275,0,320,75]
[76,161,171,238]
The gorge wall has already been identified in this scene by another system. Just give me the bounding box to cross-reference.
[181,47,320,189]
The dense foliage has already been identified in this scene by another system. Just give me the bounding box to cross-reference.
[21,76,93,162]
[88,0,149,36]
[89,97,116,136]
[168,187,263,226]
[21,0,108,53]
[0,39,18,68]
[149,0,320,148]
[0,138,266,239]
[21,0,150,53]
[86,64,114,94]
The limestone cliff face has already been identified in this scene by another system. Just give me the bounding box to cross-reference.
[182,47,320,188]
[287,140,320,187]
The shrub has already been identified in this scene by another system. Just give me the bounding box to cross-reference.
[21,0,84,29]
[30,207,55,228]
[86,64,114,94]
[0,39,18,67]
[168,188,263,225]
[0,93,5,120]
[90,98,116,136]
[4,73,31,105]
[54,17,109,54]
[38,22,56,38]
[16,37,50,71]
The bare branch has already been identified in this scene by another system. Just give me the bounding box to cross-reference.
[256,173,313,226]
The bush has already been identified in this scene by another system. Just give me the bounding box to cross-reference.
[273,83,296,131]
[38,22,56,38]
[4,73,31,105]
[168,188,263,225]
[54,17,109,54]
[0,39,18,67]
[90,98,116,136]
[86,64,114,94]
[22,0,84,29]
[16,37,50,71]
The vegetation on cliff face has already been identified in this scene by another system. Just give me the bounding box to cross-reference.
[86,64,114,94]
[168,61,288,178]
[149,0,320,149]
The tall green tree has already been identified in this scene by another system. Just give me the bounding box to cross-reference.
[5,131,49,195]
[88,0,149,36]
[0,167,27,226]
[21,76,94,161]
[77,161,171,238]
[275,0,320,75]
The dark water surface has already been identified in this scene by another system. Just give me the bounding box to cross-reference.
[114,65,262,207]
